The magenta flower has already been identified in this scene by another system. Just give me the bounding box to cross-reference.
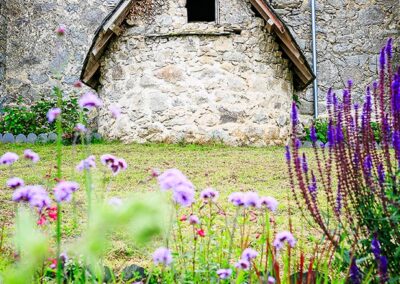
[109,105,121,119]
[76,155,96,172]
[157,169,193,191]
[74,123,87,133]
[73,81,83,88]
[273,231,296,251]
[229,192,245,206]
[56,25,66,36]
[47,108,61,123]
[244,192,260,208]
[259,196,278,212]
[189,215,200,225]
[173,185,195,207]
[7,177,24,189]
[235,259,250,270]
[152,247,172,266]
[54,181,80,203]
[0,152,19,165]
[200,187,219,201]
[241,248,258,261]
[216,269,232,279]
[79,92,102,109]
[24,149,40,163]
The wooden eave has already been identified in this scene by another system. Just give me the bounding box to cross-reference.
[81,0,314,90]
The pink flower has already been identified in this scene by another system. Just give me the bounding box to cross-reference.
[76,155,96,172]
[79,92,102,109]
[109,105,121,119]
[197,229,206,237]
[47,108,61,123]
[189,215,200,225]
[0,152,19,165]
[200,188,219,201]
[273,231,296,251]
[259,196,278,212]
[24,149,40,163]
[74,123,87,133]
[56,25,66,36]
[73,81,83,88]
[216,269,232,279]
[7,177,24,189]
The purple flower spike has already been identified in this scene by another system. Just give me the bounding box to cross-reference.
[379,256,388,282]
[363,155,373,178]
[24,149,40,163]
[335,186,342,216]
[216,269,232,279]
[200,187,219,201]
[76,155,96,172]
[244,192,260,208]
[79,92,102,109]
[371,235,381,259]
[273,231,296,251]
[7,177,24,189]
[380,48,386,68]
[0,152,19,165]
[386,38,393,59]
[285,145,291,162]
[377,164,385,186]
[348,80,353,89]
[350,259,361,284]
[327,121,335,147]
[229,192,245,207]
[235,259,251,270]
[302,153,308,173]
[259,196,278,212]
[310,126,317,143]
[47,108,61,123]
[291,102,298,125]
[152,247,172,266]
[241,248,258,261]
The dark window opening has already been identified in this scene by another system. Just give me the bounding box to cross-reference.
[186,0,216,22]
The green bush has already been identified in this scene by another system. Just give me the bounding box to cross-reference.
[0,95,84,138]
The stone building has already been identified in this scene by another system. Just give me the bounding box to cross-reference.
[80,0,313,145]
[0,0,399,145]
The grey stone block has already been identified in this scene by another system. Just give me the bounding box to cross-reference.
[92,133,102,141]
[0,133,2,142]
[2,133,15,143]
[15,134,27,143]
[27,133,38,144]
[38,133,48,143]
[48,132,57,142]
[302,141,313,148]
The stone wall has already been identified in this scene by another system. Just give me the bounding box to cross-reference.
[0,0,113,102]
[0,0,6,97]
[271,0,400,116]
[97,0,293,146]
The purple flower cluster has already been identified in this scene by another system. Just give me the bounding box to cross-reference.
[228,192,278,212]
[24,149,40,163]
[76,155,96,172]
[12,185,51,211]
[74,123,87,133]
[54,181,80,203]
[200,187,219,202]
[216,268,232,279]
[0,152,19,165]
[158,169,195,207]
[152,247,172,266]
[259,196,278,212]
[235,248,258,271]
[100,154,127,175]
[79,92,102,109]
[273,231,296,251]
[47,108,61,123]
[7,177,24,189]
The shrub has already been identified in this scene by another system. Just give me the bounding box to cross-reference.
[0,94,83,139]
[287,38,400,282]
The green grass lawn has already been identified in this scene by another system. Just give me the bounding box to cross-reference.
[0,143,319,272]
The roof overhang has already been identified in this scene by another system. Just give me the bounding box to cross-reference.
[81,0,315,90]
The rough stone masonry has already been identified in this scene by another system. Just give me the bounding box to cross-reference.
[0,0,399,145]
